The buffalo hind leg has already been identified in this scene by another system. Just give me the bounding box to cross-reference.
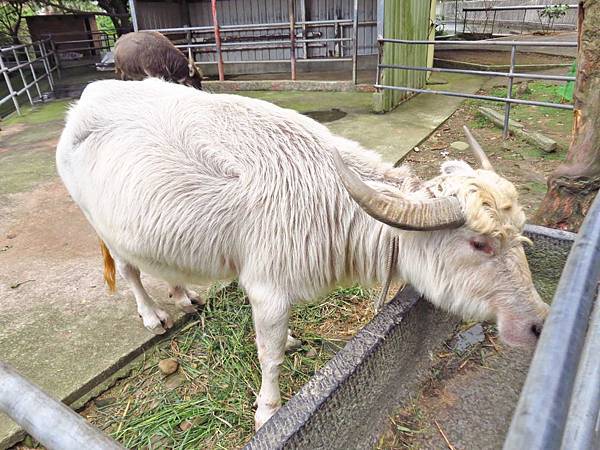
[168,285,206,314]
[248,286,290,430]
[115,260,173,334]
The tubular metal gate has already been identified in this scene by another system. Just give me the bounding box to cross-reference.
[130,0,365,83]
[504,194,600,450]
[0,39,59,117]
[375,38,577,138]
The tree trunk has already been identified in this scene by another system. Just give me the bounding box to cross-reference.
[533,0,600,231]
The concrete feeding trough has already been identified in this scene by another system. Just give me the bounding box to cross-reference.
[245,224,575,449]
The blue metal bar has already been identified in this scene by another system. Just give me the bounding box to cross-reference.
[561,290,600,449]
[377,63,576,82]
[373,84,574,110]
[504,194,600,450]
[378,38,577,47]
[0,362,124,450]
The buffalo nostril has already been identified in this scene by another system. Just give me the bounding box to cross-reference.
[531,323,543,338]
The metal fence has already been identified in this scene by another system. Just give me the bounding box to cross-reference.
[375,38,576,137]
[504,194,600,450]
[461,4,579,36]
[0,39,59,117]
[133,0,365,83]
[43,30,118,68]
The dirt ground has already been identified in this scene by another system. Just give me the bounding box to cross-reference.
[403,81,572,220]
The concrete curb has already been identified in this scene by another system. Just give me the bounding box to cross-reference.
[1,313,194,449]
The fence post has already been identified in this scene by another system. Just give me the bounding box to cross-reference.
[49,38,61,78]
[0,52,21,115]
[289,0,297,81]
[503,45,516,139]
[375,38,383,87]
[352,0,359,84]
[211,0,225,81]
[300,0,308,58]
[12,47,34,106]
[24,44,43,98]
[39,41,54,91]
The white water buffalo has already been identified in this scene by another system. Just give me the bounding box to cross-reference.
[56,78,548,429]
[114,31,203,90]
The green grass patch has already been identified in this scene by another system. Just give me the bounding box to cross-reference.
[87,282,373,449]
[2,99,71,126]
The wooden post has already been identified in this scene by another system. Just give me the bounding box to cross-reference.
[211,0,225,81]
[289,0,297,81]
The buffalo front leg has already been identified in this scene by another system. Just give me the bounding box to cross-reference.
[249,289,290,430]
[115,260,173,334]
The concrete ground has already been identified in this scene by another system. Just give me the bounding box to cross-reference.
[0,73,485,448]
[243,72,485,163]
[0,102,198,448]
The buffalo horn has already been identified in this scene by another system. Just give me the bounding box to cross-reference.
[332,150,465,231]
[463,126,494,171]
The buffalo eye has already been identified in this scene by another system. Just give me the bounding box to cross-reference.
[470,238,494,255]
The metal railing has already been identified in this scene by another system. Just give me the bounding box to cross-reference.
[461,4,579,36]
[0,362,124,450]
[375,38,576,138]
[0,39,59,117]
[504,194,600,450]
[133,0,366,83]
[43,30,118,68]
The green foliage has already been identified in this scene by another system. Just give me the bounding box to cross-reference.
[537,4,570,34]
[540,4,569,20]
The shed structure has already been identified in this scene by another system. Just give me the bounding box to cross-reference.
[26,14,102,54]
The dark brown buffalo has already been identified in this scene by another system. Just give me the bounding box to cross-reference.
[114,31,203,90]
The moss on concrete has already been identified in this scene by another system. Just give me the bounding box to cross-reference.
[238,91,373,114]
[2,99,71,127]
[0,148,57,195]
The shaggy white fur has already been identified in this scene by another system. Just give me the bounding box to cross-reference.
[56,78,548,429]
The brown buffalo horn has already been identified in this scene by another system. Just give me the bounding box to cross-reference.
[463,126,494,171]
[332,150,465,231]
[188,48,195,77]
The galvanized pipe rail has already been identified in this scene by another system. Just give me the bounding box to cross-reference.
[461,4,579,35]
[0,39,58,116]
[504,194,600,450]
[146,16,370,83]
[375,38,576,138]
[0,362,124,450]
